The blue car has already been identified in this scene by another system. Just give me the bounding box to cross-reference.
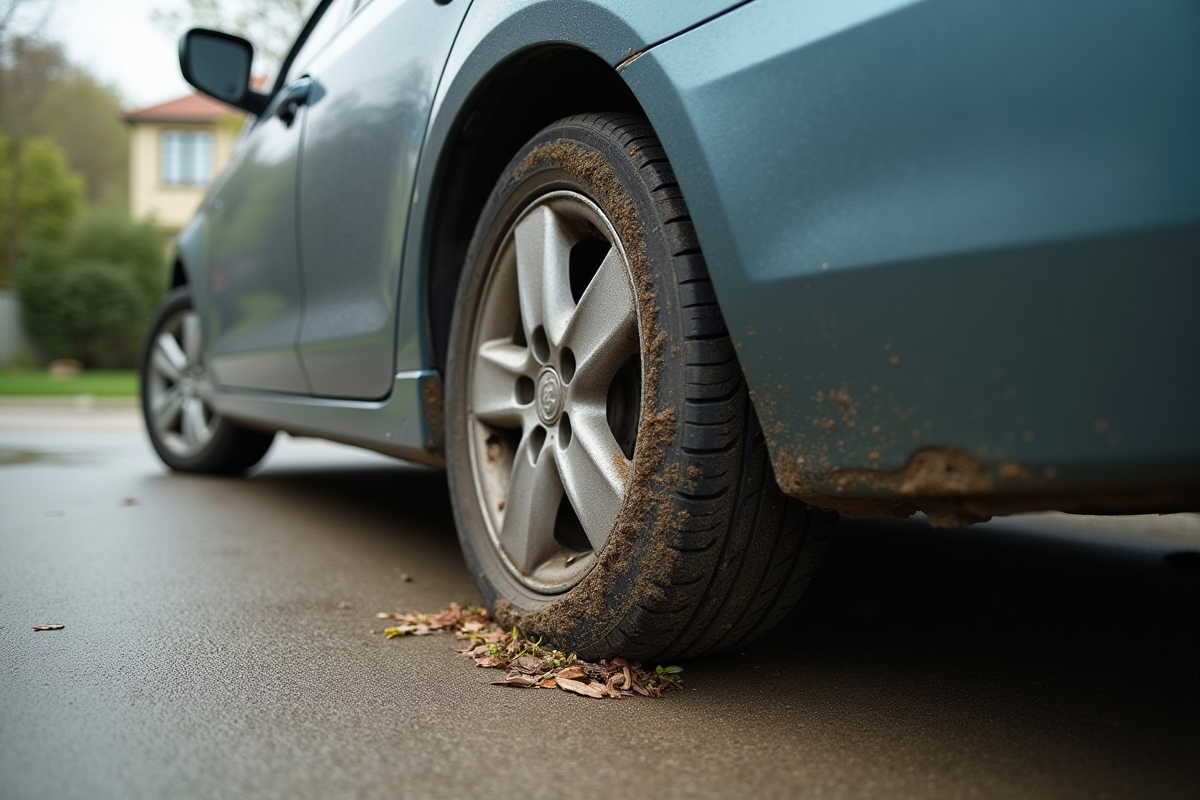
[141,0,1200,660]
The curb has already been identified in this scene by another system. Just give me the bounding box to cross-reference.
[0,395,139,409]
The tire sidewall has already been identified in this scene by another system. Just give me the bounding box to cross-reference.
[140,286,268,474]
[445,117,694,656]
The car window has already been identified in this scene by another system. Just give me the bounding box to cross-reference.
[281,0,358,87]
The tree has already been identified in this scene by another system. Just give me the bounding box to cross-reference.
[16,136,83,244]
[0,21,129,282]
[0,37,128,206]
[0,0,54,283]
[31,65,129,205]
[0,134,84,285]
[0,1,56,173]
[0,0,49,55]
[153,0,311,78]
[2,0,158,363]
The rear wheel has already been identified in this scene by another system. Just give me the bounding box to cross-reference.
[445,113,836,660]
[141,286,275,474]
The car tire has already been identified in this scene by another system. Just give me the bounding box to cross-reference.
[445,113,836,660]
[140,285,275,474]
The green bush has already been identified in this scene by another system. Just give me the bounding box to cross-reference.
[69,207,168,305]
[17,202,169,368]
[20,259,147,369]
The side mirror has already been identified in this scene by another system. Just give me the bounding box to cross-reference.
[179,28,269,116]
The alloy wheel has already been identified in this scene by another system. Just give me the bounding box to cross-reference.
[466,191,641,593]
[146,309,219,457]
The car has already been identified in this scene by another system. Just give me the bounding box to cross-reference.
[141,0,1200,661]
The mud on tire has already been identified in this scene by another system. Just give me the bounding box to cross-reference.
[445,113,836,661]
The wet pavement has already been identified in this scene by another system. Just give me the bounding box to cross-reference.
[1,403,1197,799]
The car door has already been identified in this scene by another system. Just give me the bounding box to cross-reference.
[292,0,471,399]
[202,90,309,394]
[203,1,359,394]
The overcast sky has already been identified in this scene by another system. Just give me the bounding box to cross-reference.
[34,0,193,109]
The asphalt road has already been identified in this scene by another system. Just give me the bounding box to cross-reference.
[2,402,1197,799]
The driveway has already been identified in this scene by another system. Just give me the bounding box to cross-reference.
[1,402,1197,799]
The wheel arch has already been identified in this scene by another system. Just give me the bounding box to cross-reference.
[424,46,645,374]
[170,259,188,290]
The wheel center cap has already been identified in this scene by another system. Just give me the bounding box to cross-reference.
[535,368,564,425]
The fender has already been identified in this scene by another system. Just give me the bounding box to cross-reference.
[395,0,749,375]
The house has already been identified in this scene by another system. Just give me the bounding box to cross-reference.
[124,92,243,235]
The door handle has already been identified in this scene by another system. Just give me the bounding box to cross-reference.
[276,77,313,126]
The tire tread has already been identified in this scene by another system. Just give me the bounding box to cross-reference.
[558,113,835,659]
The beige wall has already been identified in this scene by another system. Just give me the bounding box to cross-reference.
[128,118,240,233]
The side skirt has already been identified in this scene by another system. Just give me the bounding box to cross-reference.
[213,369,446,467]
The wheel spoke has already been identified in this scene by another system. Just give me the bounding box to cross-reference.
[181,397,208,447]
[473,339,533,428]
[181,313,202,367]
[556,405,626,553]
[152,385,185,431]
[500,435,564,574]
[514,204,575,348]
[560,247,637,393]
[153,333,187,382]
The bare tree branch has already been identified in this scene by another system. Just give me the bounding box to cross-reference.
[152,0,310,78]
[0,0,51,47]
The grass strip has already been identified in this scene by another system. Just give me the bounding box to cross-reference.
[0,370,138,397]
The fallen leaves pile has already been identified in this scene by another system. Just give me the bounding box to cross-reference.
[376,603,683,699]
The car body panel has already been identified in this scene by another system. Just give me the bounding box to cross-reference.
[181,0,1199,517]
[217,370,445,465]
[619,0,1200,512]
[206,0,748,456]
[295,0,469,399]
[197,105,310,394]
[393,0,751,376]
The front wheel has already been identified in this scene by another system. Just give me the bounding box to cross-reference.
[140,286,275,474]
[445,114,836,661]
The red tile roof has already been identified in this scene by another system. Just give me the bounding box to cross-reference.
[124,92,235,123]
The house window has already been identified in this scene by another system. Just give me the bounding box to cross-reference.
[161,131,214,187]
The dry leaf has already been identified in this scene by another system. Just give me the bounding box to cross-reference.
[514,656,543,673]
[555,676,606,698]
[32,624,64,631]
[556,665,586,681]
[492,674,539,688]
[380,603,684,700]
[384,625,420,638]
